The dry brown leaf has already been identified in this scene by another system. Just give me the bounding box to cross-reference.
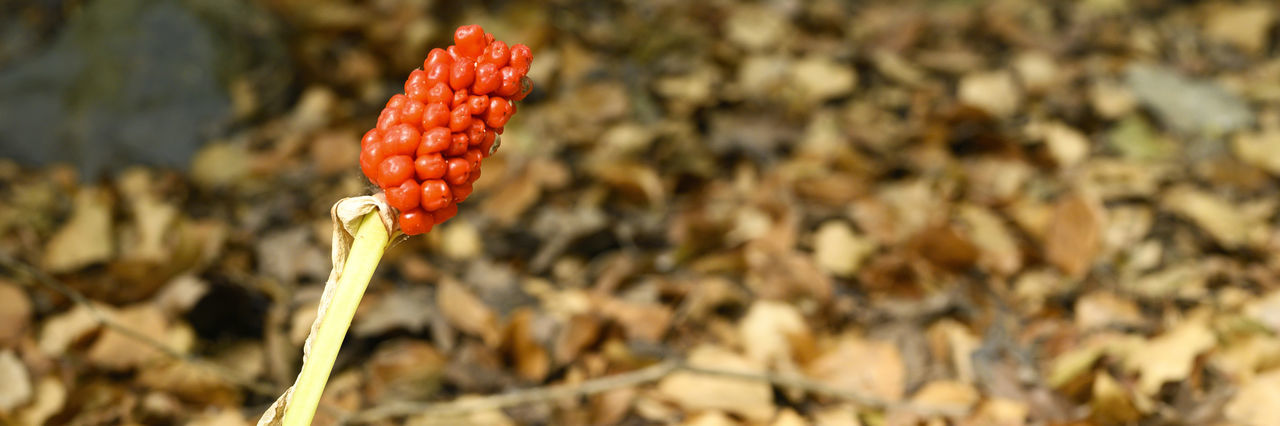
[1074,291,1143,331]
[960,398,1028,426]
[406,396,515,426]
[435,219,483,260]
[656,345,776,421]
[771,409,808,426]
[188,409,251,426]
[502,308,550,381]
[1204,3,1275,54]
[1090,372,1141,424]
[959,70,1021,117]
[739,300,811,368]
[16,376,66,426]
[910,380,979,414]
[811,404,862,426]
[87,304,171,370]
[805,335,905,402]
[364,339,445,402]
[1162,186,1251,248]
[590,387,636,426]
[43,187,114,273]
[0,281,31,348]
[0,350,32,413]
[812,221,876,278]
[1045,190,1103,277]
[957,205,1022,276]
[353,286,433,337]
[555,313,604,364]
[38,304,105,356]
[1233,130,1280,175]
[437,278,502,346]
[928,320,980,383]
[594,296,673,342]
[1124,312,1216,395]
[1226,369,1280,426]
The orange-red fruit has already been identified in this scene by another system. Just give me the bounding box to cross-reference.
[432,203,458,223]
[424,62,450,86]
[405,69,430,101]
[473,62,501,95]
[510,44,532,74]
[426,82,452,105]
[420,180,452,211]
[423,103,449,129]
[481,41,510,67]
[496,66,521,97]
[377,155,415,187]
[451,182,474,202]
[447,133,469,156]
[485,98,512,128]
[386,179,421,211]
[418,127,450,155]
[450,57,476,91]
[468,95,488,115]
[400,100,425,126]
[415,153,446,180]
[425,48,452,68]
[376,107,401,131]
[449,104,472,132]
[399,209,433,235]
[454,25,486,57]
[361,129,381,149]
[445,157,472,185]
[384,124,420,155]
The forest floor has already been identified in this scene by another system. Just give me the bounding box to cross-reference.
[2,0,1280,425]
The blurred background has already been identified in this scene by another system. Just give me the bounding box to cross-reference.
[1,0,1279,424]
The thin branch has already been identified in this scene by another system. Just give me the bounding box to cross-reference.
[0,252,278,396]
[346,359,964,424]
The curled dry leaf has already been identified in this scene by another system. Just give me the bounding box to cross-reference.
[43,187,114,273]
[0,350,32,413]
[0,281,32,348]
[805,335,906,402]
[656,345,776,422]
[438,278,502,347]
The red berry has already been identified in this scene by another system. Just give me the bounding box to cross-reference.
[468,95,489,115]
[452,88,469,108]
[510,44,532,75]
[425,62,450,86]
[485,97,512,128]
[360,140,390,179]
[377,155,415,188]
[386,94,408,110]
[400,99,425,126]
[464,148,484,168]
[473,62,501,95]
[418,127,450,155]
[399,209,433,235]
[376,107,401,131]
[451,182,474,202]
[496,66,521,97]
[423,102,449,129]
[449,104,472,132]
[386,179,421,212]
[478,131,497,155]
[445,157,472,185]
[420,180,452,211]
[384,124,420,156]
[450,57,476,91]
[431,203,458,224]
[466,119,487,144]
[454,25,486,58]
[426,82,452,105]
[361,128,382,149]
[480,41,509,67]
[405,70,432,102]
[467,166,483,183]
[424,48,452,69]
[447,133,469,156]
[512,76,533,101]
[414,153,446,180]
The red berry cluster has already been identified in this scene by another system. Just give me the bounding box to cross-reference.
[360,25,532,235]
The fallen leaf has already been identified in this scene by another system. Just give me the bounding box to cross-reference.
[957,204,1022,276]
[43,187,114,273]
[910,380,979,414]
[437,278,502,346]
[0,350,32,412]
[739,300,811,368]
[436,219,483,260]
[1045,190,1103,277]
[1225,369,1280,426]
[1162,186,1251,248]
[791,55,857,104]
[961,398,1028,426]
[656,345,776,421]
[811,404,862,426]
[87,304,173,370]
[0,281,32,348]
[805,335,905,402]
[1090,371,1142,423]
[959,70,1021,117]
[1126,64,1254,135]
[682,410,736,426]
[16,376,66,426]
[594,296,673,342]
[812,221,876,278]
[1124,312,1216,395]
[354,286,434,337]
[1204,3,1275,54]
[1232,130,1280,175]
[38,304,105,356]
[502,308,550,381]
[364,339,445,402]
[1074,291,1143,331]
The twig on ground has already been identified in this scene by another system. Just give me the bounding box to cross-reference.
[0,252,278,396]
[346,359,964,424]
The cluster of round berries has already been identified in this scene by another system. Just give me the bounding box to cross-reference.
[360,25,532,235]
